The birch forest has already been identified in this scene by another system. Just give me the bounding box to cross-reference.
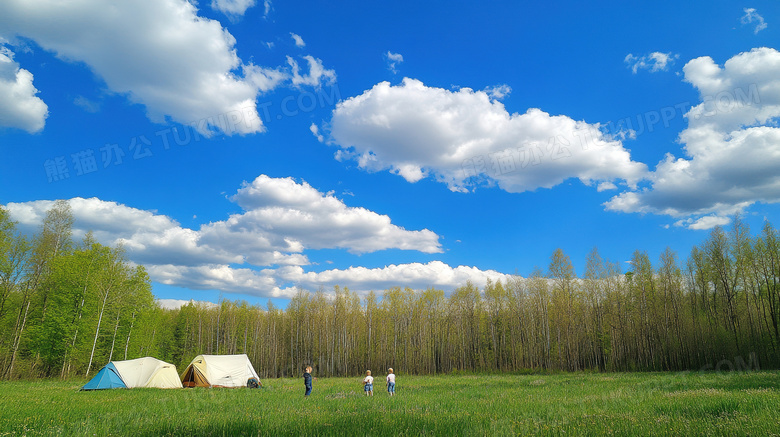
[1,201,778,379]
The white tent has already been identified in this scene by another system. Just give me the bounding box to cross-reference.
[112,357,183,389]
[180,354,259,388]
[83,357,182,390]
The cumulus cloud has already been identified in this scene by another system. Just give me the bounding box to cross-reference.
[291,33,305,48]
[157,298,218,310]
[148,260,511,299]
[741,8,767,34]
[0,45,48,133]
[224,175,442,254]
[3,175,455,297]
[624,52,678,74]
[5,197,236,267]
[0,0,265,135]
[211,0,257,16]
[606,47,780,229]
[597,181,617,192]
[484,84,511,100]
[0,0,334,135]
[148,264,289,296]
[276,261,512,295]
[385,51,403,73]
[674,215,731,230]
[287,55,336,87]
[324,78,647,193]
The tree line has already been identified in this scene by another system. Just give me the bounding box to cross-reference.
[1,202,778,379]
[0,201,154,379]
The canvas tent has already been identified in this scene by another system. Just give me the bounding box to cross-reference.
[82,357,183,390]
[180,354,259,388]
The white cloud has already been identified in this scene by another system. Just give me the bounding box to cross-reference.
[276,261,512,295]
[287,55,336,87]
[147,260,512,298]
[148,264,291,296]
[597,181,617,192]
[0,45,47,133]
[385,51,403,73]
[624,52,678,74]
[0,0,267,135]
[606,48,780,223]
[211,0,256,16]
[242,64,287,93]
[741,8,767,34]
[310,123,324,142]
[73,95,100,113]
[674,215,731,230]
[484,84,511,100]
[4,175,449,298]
[157,298,218,310]
[225,175,442,254]
[5,197,236,267]
[291,33,305,48]
[325,78,647,193]
[0,0,335,136]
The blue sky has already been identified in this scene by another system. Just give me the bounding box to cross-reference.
[1,0,779,308]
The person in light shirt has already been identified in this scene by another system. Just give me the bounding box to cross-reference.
[363,370,374,396]
[386,368,396,396]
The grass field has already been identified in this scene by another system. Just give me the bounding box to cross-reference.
[1,371,779,436]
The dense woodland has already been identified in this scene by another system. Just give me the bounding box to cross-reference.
[1,201,779,379]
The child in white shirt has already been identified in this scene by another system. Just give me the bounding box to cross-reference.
[386,368,396,396]
[363,370,374,396]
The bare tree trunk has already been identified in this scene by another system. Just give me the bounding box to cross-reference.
[124,312,135,360]
[108,310,121,363]
[215,303,221,354]
[86,289,110,376]
[243,322,248,354]
[61,291,87,379]
[5,299,31,379]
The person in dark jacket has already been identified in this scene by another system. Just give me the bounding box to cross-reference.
[303,366,313,397]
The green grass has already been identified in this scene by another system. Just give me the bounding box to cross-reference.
[1,372,779,436]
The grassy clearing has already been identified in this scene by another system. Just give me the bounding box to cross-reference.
[1,372,779,436]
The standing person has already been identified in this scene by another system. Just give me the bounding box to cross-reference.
[303,366,314,397]
[363,370,374,396]
[386,368,395,396]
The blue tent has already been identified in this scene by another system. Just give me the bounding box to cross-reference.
[81,363,127,390]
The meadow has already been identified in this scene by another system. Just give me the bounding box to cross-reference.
[1,371,779,436]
